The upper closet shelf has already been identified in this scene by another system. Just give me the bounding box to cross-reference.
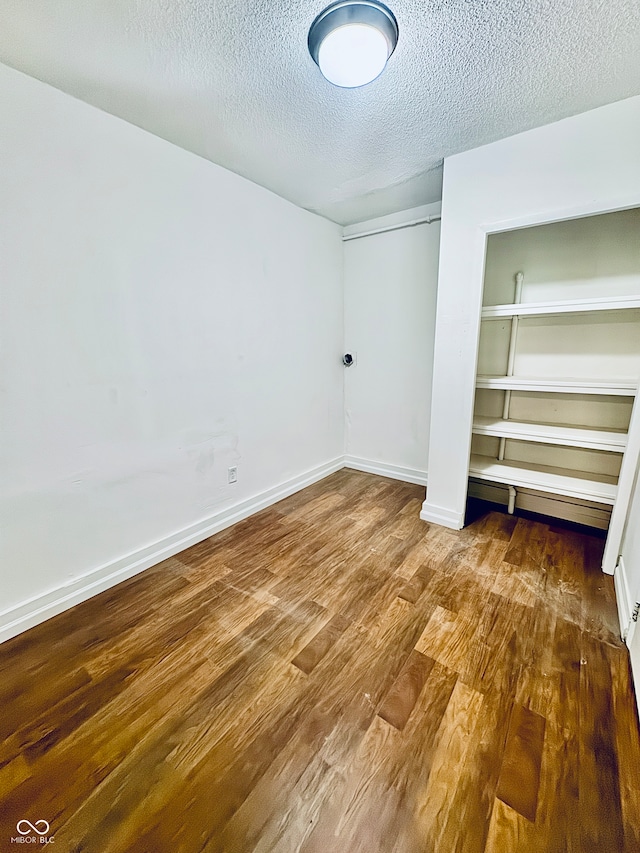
[472,416,628,452]
[468,455,618,505]
[476,375,638,396]
[481,294,640,319]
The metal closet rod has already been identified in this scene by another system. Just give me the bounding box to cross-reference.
[342,215,442,242]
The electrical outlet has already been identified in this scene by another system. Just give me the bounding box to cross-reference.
[228,466,238,484]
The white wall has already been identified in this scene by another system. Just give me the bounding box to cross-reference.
[0,64,344,639]
[629,608,640,708]
[343,205,441,485]
[620,473,640,618]
[422,94,640,531]
[618,459,640,697]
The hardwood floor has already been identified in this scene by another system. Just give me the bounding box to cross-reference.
[1,469,639,852]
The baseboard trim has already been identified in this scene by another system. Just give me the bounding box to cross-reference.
[0,457,344,644]
[344,456,428,487]
[419,501,465,530]
[614,556,635,644]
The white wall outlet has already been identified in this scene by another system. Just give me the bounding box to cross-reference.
[228,465,238,484]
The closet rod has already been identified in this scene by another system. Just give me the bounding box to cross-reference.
[342,215,441,242]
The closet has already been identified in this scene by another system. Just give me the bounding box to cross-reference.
[469,208,640,530]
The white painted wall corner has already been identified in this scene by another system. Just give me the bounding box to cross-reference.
[343,456,427,487]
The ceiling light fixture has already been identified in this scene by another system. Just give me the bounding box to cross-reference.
[308,1,398,89]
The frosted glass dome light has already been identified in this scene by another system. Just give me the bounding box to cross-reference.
[308,1,398,89]
[318,24,388,88]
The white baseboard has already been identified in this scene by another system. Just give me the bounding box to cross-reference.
[614,556,636,644]
[344,456,428,487]
[0,457,343,645]
[419,501,465,530]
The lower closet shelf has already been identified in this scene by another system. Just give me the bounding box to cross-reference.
[468,454,618,505]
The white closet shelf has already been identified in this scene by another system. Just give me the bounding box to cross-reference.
[472,416,627,452]
[468,455,618,505]
[481,294,640,318]
[476,375,638,396]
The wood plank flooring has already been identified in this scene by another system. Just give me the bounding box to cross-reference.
[1,469,639,852]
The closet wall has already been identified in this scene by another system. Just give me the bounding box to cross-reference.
[422,93,640,537]
[470,209,640,527]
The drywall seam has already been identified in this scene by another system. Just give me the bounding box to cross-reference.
[344,456,428,487]
[0,457,343,644]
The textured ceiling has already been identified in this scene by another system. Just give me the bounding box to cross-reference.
[2,1,640,225]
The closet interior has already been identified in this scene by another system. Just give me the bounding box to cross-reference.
[469,208,640,529]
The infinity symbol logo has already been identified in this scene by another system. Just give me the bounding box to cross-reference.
[16,820,50,835]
